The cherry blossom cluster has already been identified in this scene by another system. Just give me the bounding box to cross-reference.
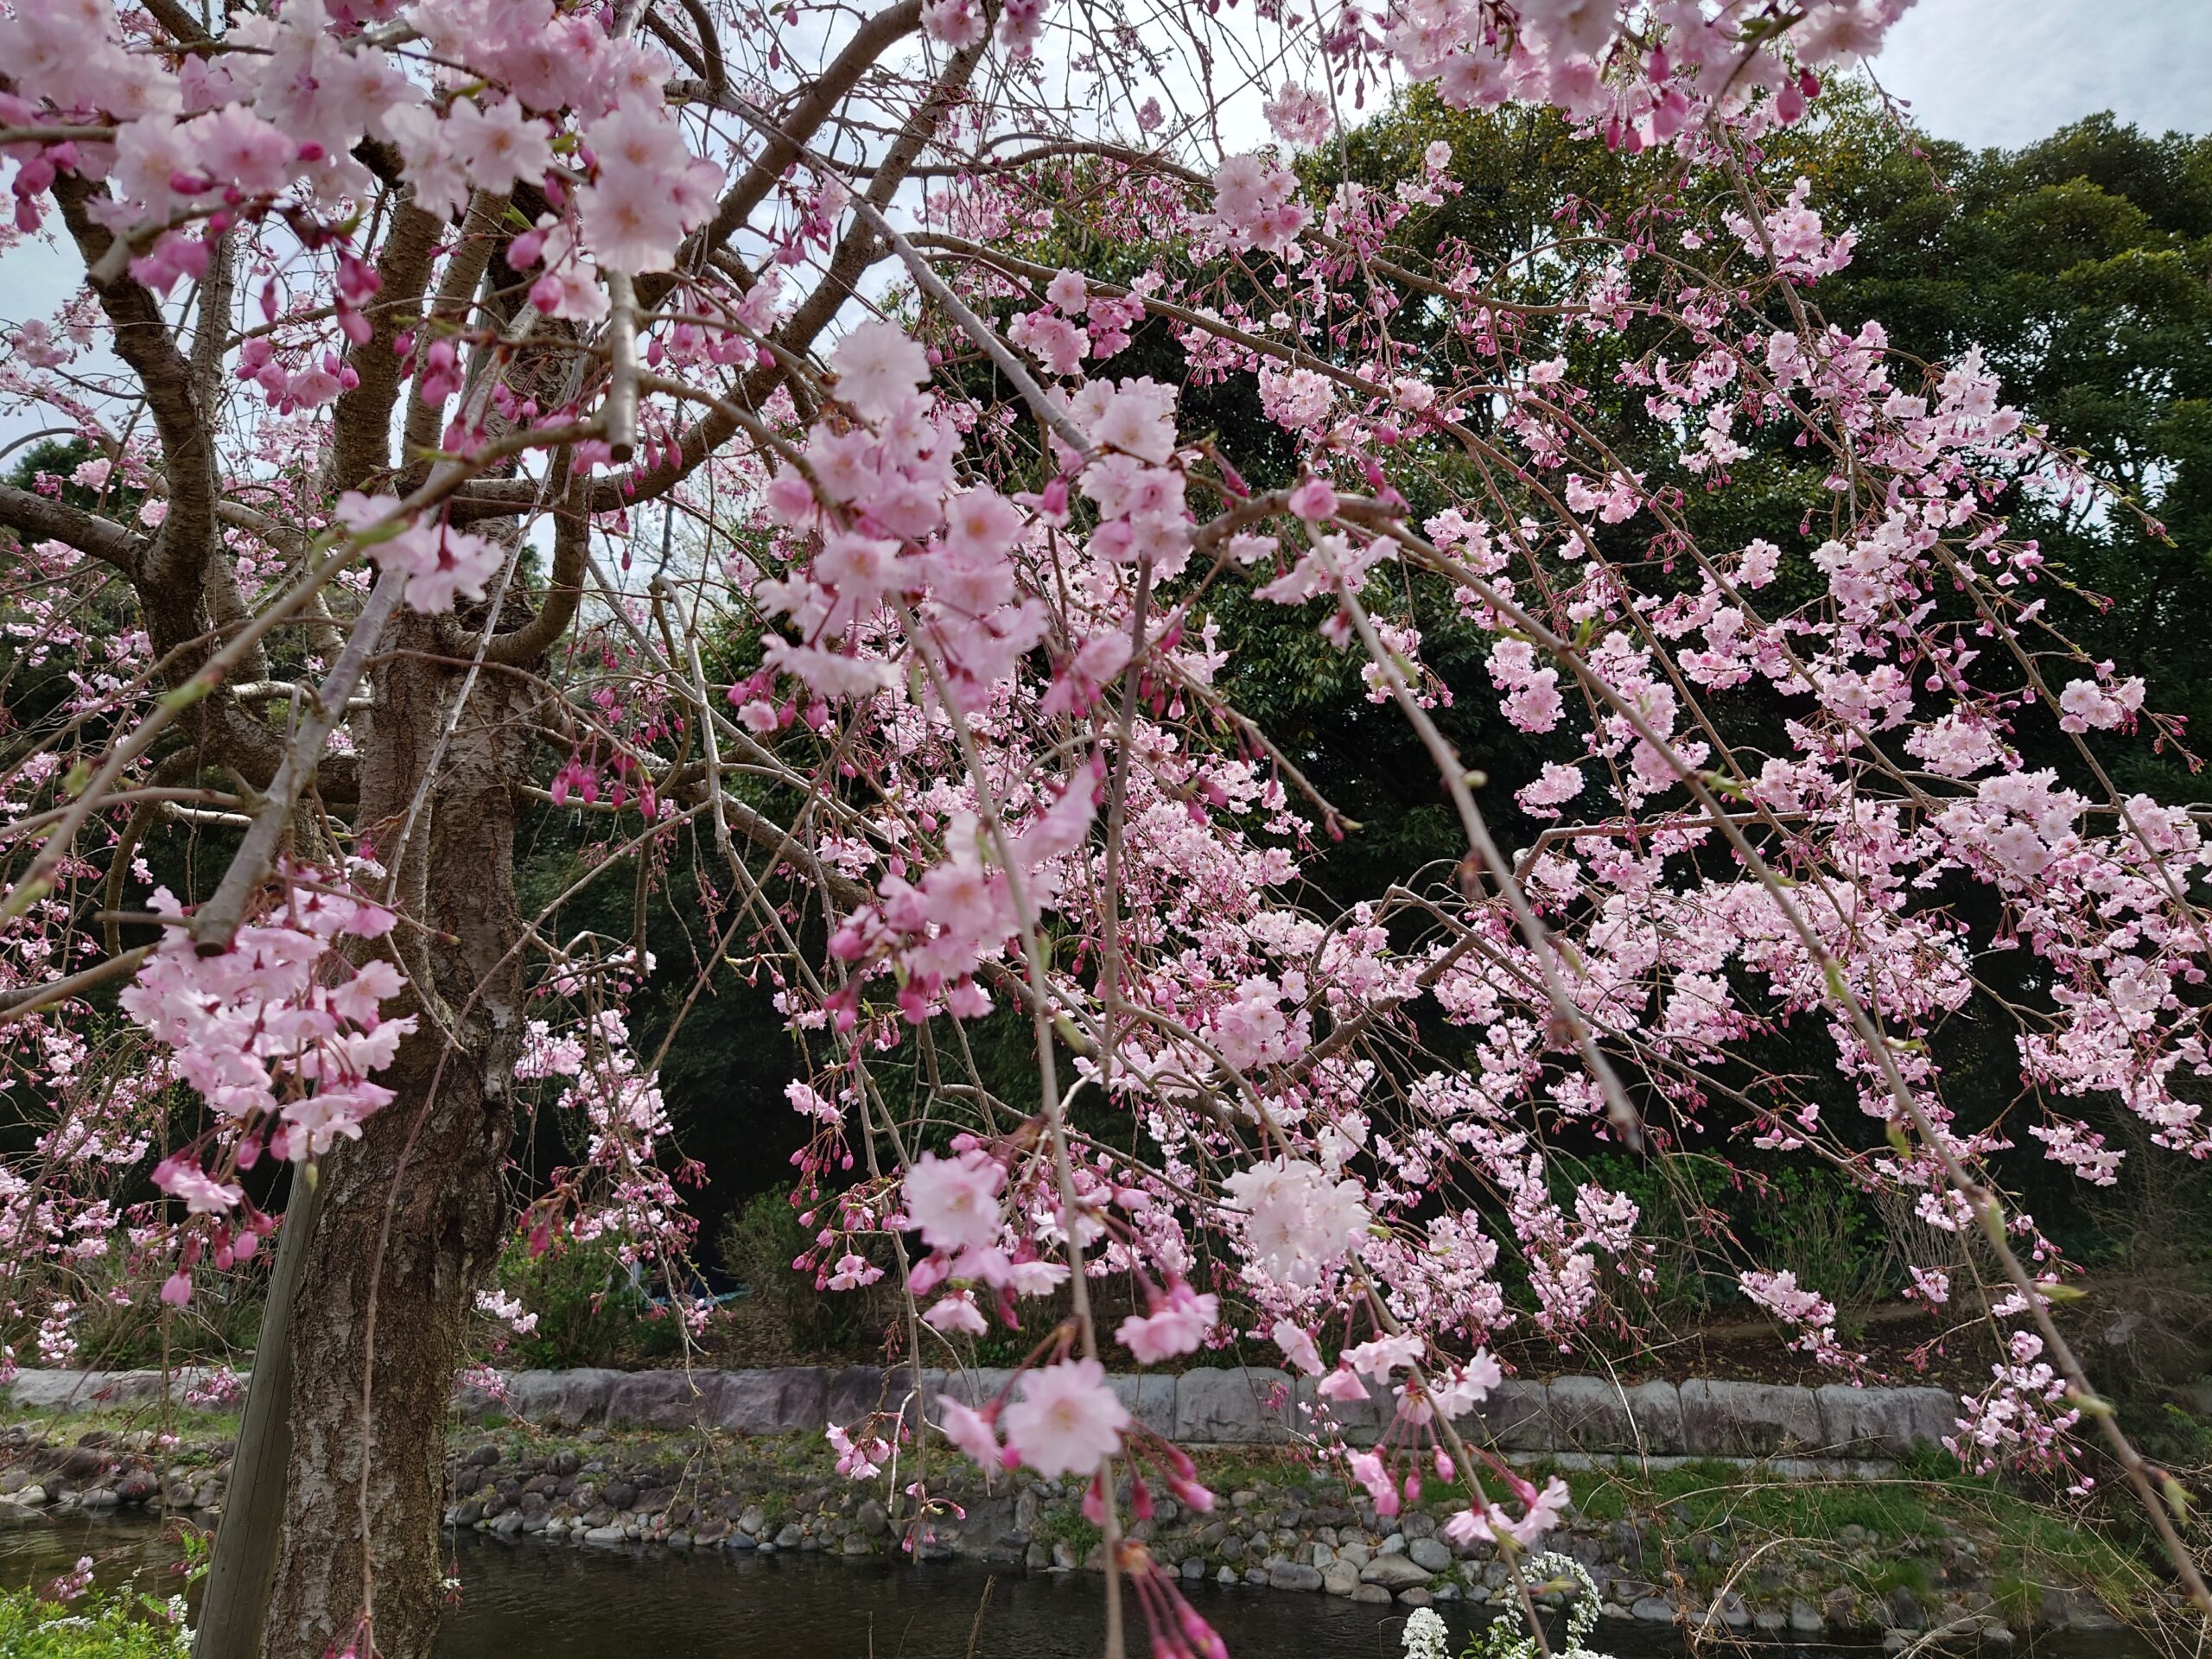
[0,871,412,1331]
[728,138,2204,1555]
[0,0,716,301]
[334,493,506,614]
[511,977,703,1314]
[10,0,2212,1633]
[118,874,409,1236]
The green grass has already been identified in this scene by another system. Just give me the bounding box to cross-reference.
[1549,1465,1630,1523]
[1859,1555,1938,1597]
[1190,1452,1312,1495]
[1989,1572,2042,1630]
[1,1404,240,1434]
[0,1405,240,1452]
[1031,1504,1102,1560]
[1643,1465,1948,1541]
[1513,1452,2161,1625]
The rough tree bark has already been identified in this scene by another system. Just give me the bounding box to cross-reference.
[257,629,532,1659]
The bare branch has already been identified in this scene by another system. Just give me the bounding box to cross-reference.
[0,484,147,575]
[0,944,155,1027]
[189,569,410,955]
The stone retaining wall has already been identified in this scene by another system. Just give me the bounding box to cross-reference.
[4,1365,1959,1461]
[4,1369,235,1412]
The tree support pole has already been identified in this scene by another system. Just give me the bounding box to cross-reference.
[194,1170,327,1659]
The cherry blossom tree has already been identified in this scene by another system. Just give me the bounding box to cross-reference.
[1,2,2208,1657]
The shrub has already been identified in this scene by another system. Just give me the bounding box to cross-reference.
[1575,1152,1735,1318]
[3,1242,265,1373]
[1742,1167,1897,1314]
[0,1583,189,1659]
[1577,1154,1897,1326]
[716,1186,891,1358]
[485,1236,683,1370]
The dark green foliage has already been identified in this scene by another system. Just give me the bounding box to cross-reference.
[508,795,807,1249]
[715,1185,891,1357]
[1738,1166,1899,1316]
[487,1236,683,1370]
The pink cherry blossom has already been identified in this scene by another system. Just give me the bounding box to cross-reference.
[938,1397,1003,1466]
[831,321,932,420]
[1001,1358,1131,1477]
[1272,1320,1325,1376]
[1116,1280,1218,1363]
[900,1149,1007,1254]
[1443,1475,1572,1553]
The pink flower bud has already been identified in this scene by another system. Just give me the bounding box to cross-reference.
[1287,475,1338,521]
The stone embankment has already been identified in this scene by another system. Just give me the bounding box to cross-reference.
[452,1364,1961,1467]
[6,1361,1961,1465]
[0,1368,2139,1647]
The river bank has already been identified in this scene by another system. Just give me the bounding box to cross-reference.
[0,1370,2183,1650]
[427,1425,2152,1649]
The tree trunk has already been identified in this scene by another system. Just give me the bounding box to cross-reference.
[257,633,532,1659]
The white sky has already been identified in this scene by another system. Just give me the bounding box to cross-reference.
[1866,0,2209,149]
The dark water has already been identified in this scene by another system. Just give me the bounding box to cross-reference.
[0,1512,2131,1659]
[0,1515,1685,1658]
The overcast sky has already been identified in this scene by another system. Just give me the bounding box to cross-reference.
[1866,0,2209,149]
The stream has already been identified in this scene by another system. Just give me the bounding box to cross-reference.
[0,1512,2135,1657]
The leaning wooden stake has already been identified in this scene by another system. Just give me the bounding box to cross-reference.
[194,1170,327,1659]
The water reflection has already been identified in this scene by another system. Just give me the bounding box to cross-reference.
[0,1512,2113,1659]
[0,1515,1684,1659]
